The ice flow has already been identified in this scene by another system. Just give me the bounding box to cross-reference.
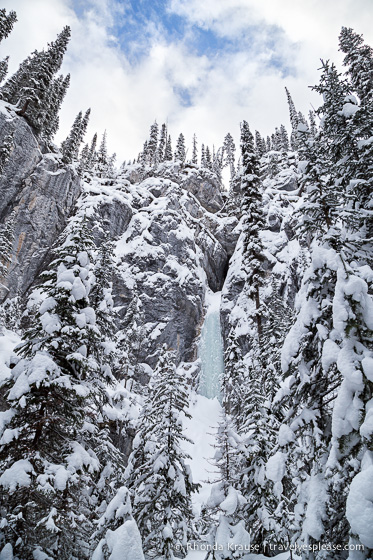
[198,291,224,401]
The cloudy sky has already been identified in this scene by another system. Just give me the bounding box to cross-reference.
[1,0,372,163]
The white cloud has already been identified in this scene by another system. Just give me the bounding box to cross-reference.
[1,0,372,166]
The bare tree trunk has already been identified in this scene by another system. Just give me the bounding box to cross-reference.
[17,98,30,116]
[255,286,262,340]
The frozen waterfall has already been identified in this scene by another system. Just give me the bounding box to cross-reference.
[198,291,225,401]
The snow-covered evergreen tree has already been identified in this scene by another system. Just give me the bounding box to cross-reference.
[0,56,9,84]
[79,143,90,174]
[89,234,117,380]
[126,346,199,558]
[158,123,167,163]
[175,133,186,163]
[115,294,145,392]
[61,108,90,164]
[235,349,281,554]
[92,486,144,560]
[88,133,98,169]
[165,134,173,161]
[204,412,250,560]
[308,110,317,136]
[205,146,212,170]
[41,73,70,144]
[324,30,373,559]
[192,133,198,164]
[270,58,355,557]
[147,121,159,166]
[0,218,127,559]
[255,130,266,157]
[0,211,14,287]
[339,27,373,104]
[223,133,236,181]
[212,147,224,184]
[262,278,294,397]
[94,131,111,178]
[0,131,13,174]
[61,110,81,162]
[285,87,299,150]
[0,8,17,43]
[240,120,266,338]
[279,124,289,151]
[1,26,71,132]
[200,143,206,167]
[222,330,246,425]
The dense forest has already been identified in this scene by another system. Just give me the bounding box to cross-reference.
[0,6,373,560]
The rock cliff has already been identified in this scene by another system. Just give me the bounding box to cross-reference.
[0,105,81,298]
[0,103,238,369]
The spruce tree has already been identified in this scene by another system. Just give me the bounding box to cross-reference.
[107,153,117,179]
[61,111,82,163]
[339,27,373,104]
[89,234,117,380]
[192,133,198,164]
[0,8,17,43]
[200,143,206,167]
[1,26,71,132]
[92,486,144,560]
[158,123,167,163]
[336,32,373,252]
[175,133,186,163]
[41,73,70,144]
[255,130,266,157]
[0,56,9,84]
[62,109,90,165]
[140,140,148,167]
[271,61,350,556]
[240,120,266,338]
[285,87,299,150]
[95,131,110,178]
[114,292,146,392]
[0,131,13,174]
[88,133,98,170]
[78,143,90,175]
[147,121,159,166]
[205,146,212,170]
[212,147,224,183]
[235,347,280,554]
[223,133,236,180]
[126,346,199,558]
[322,29,373,558]
[279,124,289,151]
[221,330,246,425]
[272,127,282,150]
[0,54,34,104]
[308,110,317,136]
[0,219,127,559]
[205,412,250,560]
[0,211,14,282]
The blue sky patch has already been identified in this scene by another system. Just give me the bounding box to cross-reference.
[173,86,193,107]
[70,0,297,78]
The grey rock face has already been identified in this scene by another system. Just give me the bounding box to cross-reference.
[79,175,237,368]
[122,162,225,215]
[0,107,42,220]
[0,109,81,298]
[180,166,224,214]
[0,108,237,371]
